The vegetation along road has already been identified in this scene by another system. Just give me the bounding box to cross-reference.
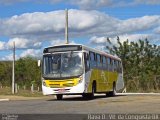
[0,94,159,114]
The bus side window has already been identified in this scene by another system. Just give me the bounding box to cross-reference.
[117,61,120,72]
[97,54,101,69]
[89,52,96,68]
[115,60,118,72]
[111,59,113,71]
[107,57,111,71]
[114,60,117,72]
[116,60,119,72]
[111,59,114,72]
[119,61,122,73]
[102,56,107,70]
[113,60,116,72]
[84,53,90,72]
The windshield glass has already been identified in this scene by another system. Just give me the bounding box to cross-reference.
[43,52,83,79]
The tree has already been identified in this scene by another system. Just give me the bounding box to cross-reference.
[0,56,41,89]
[106,37,160,92]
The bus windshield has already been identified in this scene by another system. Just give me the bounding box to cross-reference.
[43,52,83,79]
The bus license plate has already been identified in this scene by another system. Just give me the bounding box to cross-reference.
[58,89,66,92]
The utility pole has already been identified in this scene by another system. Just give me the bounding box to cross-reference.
[12,41,15,94]
[65,9,69,44]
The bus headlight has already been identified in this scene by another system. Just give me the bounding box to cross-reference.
[43,81,47,86]
[42,78,47,86]
[78,75,83,84]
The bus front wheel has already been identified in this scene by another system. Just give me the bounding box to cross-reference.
[91,82,96,98]
[56,94,63,100]
[83,82,96,99]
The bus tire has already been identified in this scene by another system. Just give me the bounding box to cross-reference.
[82,93,88,99]
[89,82,96,99]
[106,82,116,97]
[56,94,63,100]
[82,82,96,100]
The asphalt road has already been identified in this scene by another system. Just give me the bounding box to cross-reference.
[0,94,160,114]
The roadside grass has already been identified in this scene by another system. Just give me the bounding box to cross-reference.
[127,88,160,93]
[0,87,43,97]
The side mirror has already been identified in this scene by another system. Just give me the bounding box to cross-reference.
[38,60,41,67]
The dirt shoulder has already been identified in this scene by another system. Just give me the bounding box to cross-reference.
[0,95,54,101]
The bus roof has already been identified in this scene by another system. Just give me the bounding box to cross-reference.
[44,44,121,61]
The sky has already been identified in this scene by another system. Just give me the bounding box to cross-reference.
[0,0,160,60]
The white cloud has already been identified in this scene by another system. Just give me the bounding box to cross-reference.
[1,0,160,8]
[70,0,97,9]
[134,0,160,5]
[20,49,41,58]
[50,39,65,46]
[64,0,160,10]
[90,34,157,46]
[117,16,160,35]
[0,41,5,50]
[0,9,159,52]
[0,11,65,37]
[1,53,18,61]
[154,26,160,34]
[0,49,41,61]
[90,36,107,44]
[1,10,159,39]
[0,0,63,5]
[50,39,76,46]
[0,37,42,50]
[2,10,115,37]
[113,34,152,43]
[70,0,160,9]
[6,38,42,49]
[70,0,130,9]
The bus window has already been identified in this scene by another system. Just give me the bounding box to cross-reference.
[119,61,122,73]
[111,58,114,71]
[97,54,101,62]
[111,59,114,72]
[89,52,96,68]
[97,54,101,68]
[115,60,118,72]
[107,57,111,71]
[117,61,120,72]
[102,56,107,69]
[84,53,90,72]
[90,52,95,61]
[113,59,117,72]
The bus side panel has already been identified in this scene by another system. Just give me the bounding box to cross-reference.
[84,70,92,93]
[86,69,119,93]
[100,71,118,92]
[105,71,115,92]
[87,69,97,93]
[116,73,124,92]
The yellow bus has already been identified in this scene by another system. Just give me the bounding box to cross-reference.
[41,44,124,100]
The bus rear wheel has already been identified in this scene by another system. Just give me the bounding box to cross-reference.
[106,83,116,97]
[56,94,63,100]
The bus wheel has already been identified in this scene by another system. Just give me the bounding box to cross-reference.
[82,93,88,99]
[106,83,116,97]
[92,82,96,97]
[89,82,96,99]
[82,82,96,100]
[56,94,63,100]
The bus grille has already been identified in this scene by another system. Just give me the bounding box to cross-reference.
[45,79,78,88]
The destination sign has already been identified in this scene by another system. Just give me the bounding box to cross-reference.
[43,45,82,53]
